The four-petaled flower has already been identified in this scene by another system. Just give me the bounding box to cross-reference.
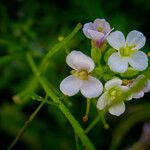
[83,18,112,47]
[60,51,103,98]
[97,78,131,116]
[127,75,150,99]
[107,30,148,73]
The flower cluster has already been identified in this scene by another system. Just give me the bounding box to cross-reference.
[60,18,150,116]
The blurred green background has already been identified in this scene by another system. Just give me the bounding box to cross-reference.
[0,0,150,150]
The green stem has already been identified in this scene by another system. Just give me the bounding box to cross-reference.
[39,23,82,74]
[85,111,109,133]
[99,111,109,129]
[83,98,91,122]
[13,23,82,104]
[26,53,96,150]
[7,95,47,150]
[85,112,101,133]
[74,130,80,150]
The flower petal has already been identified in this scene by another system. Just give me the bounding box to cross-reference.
[83,22,95,39]
[129,51,148,71]
[143,80,150,93]
[107,31,126,50]
[60,75,82,96]
[87,29,104,40]
[66,51,95,72]
[126,30,146,50]
[108,52,129,73]
[109,102,125,116]
[80,76,103,98]
[93,18,111,34]
[133,91,144,99]
[97,92,109,110]
[105,78,122,90]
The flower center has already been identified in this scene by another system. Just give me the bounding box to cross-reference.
[71,69,89,80]
[108,87,122,101]
[120,44,136,57]
[97,26,103,32]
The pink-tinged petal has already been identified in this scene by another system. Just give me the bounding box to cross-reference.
[129,51,148,71]
[80,76,103,98]
[60,75,82,96]
[109,101,125,116]
[93,18,111,33]
[143,80,150,93]
[87,29,104,40]
[107,31,126,50]
[108,52,129,73]
[126,30,146,50]
[66,51,95,72]
[105,78,122,90]
[97,92,109,110]
[83,22,95,39]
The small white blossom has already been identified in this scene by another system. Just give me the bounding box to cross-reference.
[127,75,150,99]
[60,51,103,98]
[97,78,131,116]
[107,30,148,73]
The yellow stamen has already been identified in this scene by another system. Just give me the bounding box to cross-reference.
[97,26,103,32]
[71,69,89,80]
[120,44,136,57]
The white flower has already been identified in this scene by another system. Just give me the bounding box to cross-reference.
[97,78,131,116]
[60,51,103,98]
[107,30,148,73]
[127,75,150,99]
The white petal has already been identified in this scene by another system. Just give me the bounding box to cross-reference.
[66,51,95,72]
[126,30,146,50]
[108,52,129,73]
[109,102,125,116]
[143,80,150,93]
[80,76,103,98]
[87,29,104,40]
[60,75,82,96]
[107,31,126,50]
[129,51,148,71]
[133,91,144,99]
[105,78,122,90]
[97,92,109,110]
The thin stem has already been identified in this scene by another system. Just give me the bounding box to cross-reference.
[85,112,101,133]
[83,98,91,122]
[13,23,82,104]
[99,111,109,129]
[74,130,80,150]
[39,23,82,74]
[26,53,96,150]
[85,111,109,133]
[7,95,47,150]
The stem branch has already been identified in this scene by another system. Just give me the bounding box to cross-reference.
[7,95,47,150]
